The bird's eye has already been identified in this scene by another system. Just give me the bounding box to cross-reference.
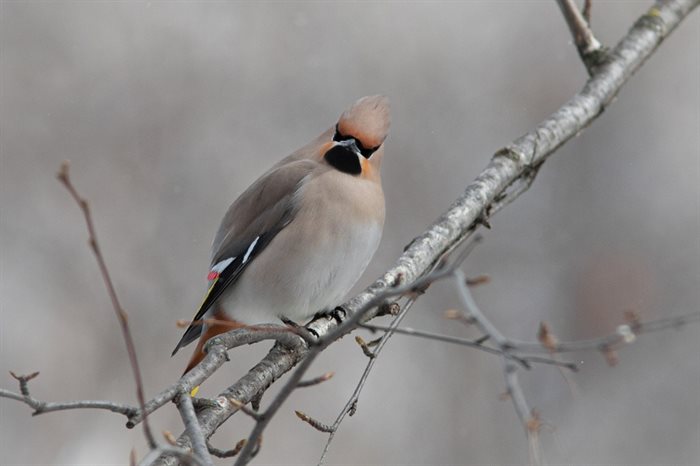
[333,125,350,143]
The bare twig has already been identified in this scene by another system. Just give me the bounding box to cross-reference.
[453,271,509,348]
[296,372,335,388]
[503,359,542,466]
[57,162,156,447]
[358,324,579,371]
[556,0,606,73]
[317,299,417,465]
[583,0,593,23]
[0,379,137,417]
[508,311,700,355]
[206,439,247,458]
[295,410,334,433]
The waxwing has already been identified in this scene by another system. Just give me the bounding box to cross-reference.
[173,95,390,374]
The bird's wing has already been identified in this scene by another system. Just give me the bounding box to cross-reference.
[171,159,318,355]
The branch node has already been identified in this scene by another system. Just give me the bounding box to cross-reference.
[493,146,523,164]
[473,335,490,346]
[465,274,491,287]
[537,322,559,352]
[601,345,619,367]
[377,301,401,316]
[9,371,40,397]
[582,0,592,23]
[616,324,636,344]
[526,409,542,434]
[348,399,358,417]
[355,335,381,359]
[163,430,178,446]
[623,309,642,333]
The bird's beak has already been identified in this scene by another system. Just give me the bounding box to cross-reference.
[335,139,363,159]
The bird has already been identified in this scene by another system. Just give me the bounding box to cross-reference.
[172,95,390,375]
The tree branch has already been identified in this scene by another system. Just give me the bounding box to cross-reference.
[358,324,579,371]
[510,311,700,355]
[0,380,137,418]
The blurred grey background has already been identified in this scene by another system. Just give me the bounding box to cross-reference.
[1,2,698,465]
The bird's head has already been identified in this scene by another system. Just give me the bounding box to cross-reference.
[323,95,390,178]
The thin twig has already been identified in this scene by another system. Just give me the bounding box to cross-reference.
[57,162,156,447]
[556,0,605,73]
[206,439,247,458]
[508,312,700,354]
[359,324,579,371]
[582,0,592,24]
[453,270,509,348]
[318,299,417,465]
[296,372,335,388]
[503,359,542,466]
[0,385,138,417]
[295,410,334,433]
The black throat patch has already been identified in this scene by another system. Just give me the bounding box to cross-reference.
[324,145,362,175]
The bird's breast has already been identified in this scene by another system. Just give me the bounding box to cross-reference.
[216,170,384,324]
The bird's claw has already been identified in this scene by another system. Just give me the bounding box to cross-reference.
[314,305,348,325]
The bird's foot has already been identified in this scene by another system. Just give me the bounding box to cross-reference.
[314,305,348,325]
